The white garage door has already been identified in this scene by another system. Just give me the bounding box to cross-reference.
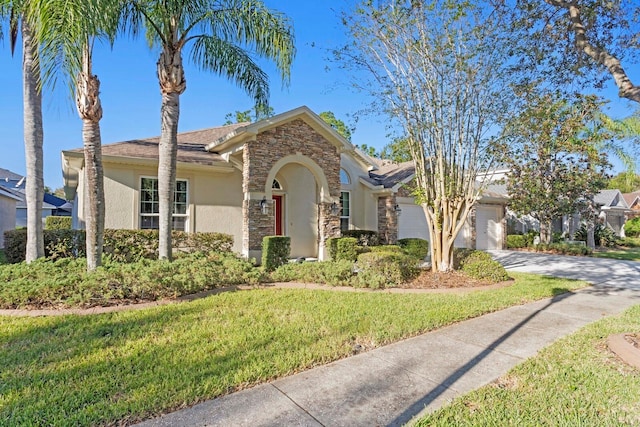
[398,202,469,248]
[398,203,429,240]
[476,205,502,250]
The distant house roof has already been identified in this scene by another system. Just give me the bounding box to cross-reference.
[622,191,640,209]
[594,189,629,209]
[363,161,415,189]
[0,168,25,189]
[1,187,57,210]
[0,186,21,201]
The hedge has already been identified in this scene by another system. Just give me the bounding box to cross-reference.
[397,238,429,259]
[326,237,358,262]
[45,216,72,230]
[261,236,291,272]
[353,251,420,289]
[3,229,234,264]
[341,230,380,246]
[459,250,509,282]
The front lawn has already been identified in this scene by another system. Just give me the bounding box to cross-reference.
[414,304,640,426]
[0,273,585,426]
[592,237,640,261]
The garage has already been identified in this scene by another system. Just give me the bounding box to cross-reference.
[397,199,469,248]
[475,205,503,250]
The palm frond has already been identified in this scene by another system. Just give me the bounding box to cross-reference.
[190,35,269,106]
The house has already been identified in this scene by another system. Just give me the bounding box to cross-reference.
[0,187,21,248]
[506,188,631,238]
[61,106,507,260]
[622,191,640,219]
[0,168,72,228]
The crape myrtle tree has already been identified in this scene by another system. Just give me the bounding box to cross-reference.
[124,0,295,260]
[509,0,640,104]
[335,0,512,272]
[30,0,121,271]
[497,92,611,246]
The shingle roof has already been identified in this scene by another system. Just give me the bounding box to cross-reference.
[0,168,24,181]
[70,123,248,165]
[365,161,415,188]
[622,191,640,208]
[594,189,627,208]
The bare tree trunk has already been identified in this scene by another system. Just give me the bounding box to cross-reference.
[76,48,104,271]
[22,19,44,263]
[539,220,552,244]
[157,47,186,261]
[586,221,595,250]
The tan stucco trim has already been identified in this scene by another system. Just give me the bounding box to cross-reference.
[263,154,334,203]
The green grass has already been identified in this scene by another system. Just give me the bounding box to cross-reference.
[592,237,640,261]
[414,304,640,426]
[0,273,584,426]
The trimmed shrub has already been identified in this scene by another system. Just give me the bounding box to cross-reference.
[397,238,429,260]
[353,251,419,289]
[45,216,72,230]
[459,250,509,282]
[3,229,234,264]
[533,242,591,256]
[341,230,380,246]
[369,245,404,254]
[261,236,291,272]
[270,260,354,286]
[506,234,527,249]
[327,237,358,262]
[624,217,640,238]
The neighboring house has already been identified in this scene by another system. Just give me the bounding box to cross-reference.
[0,168,71,228]
[507,188,631,238]
[61,106,508,260]
[622,191,640,219]
[0,187,21,248]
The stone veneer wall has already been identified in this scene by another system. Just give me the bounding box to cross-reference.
[378,195,398,244]
[242,119,341,255]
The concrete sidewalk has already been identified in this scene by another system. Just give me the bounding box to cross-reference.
[138,253,640,427]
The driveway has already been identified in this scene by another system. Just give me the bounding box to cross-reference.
[488,250,640,289]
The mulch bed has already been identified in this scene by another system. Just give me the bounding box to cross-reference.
[401,270,507,289]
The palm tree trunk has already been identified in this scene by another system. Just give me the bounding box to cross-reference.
[22,19,44,263]
[76,51,104,271]
[157,46,186,261]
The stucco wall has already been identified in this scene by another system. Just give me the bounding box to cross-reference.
[0,195,16,248]
[98,162,244,253]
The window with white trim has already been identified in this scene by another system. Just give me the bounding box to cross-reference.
[140,177,188,231]
[340,191,350,231]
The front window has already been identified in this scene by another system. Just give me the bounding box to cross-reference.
[340,168,351,185]
[340,191,350,231]
[140,177,188,231]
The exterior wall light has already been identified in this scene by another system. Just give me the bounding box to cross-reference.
[394,204,402,215]
[260,197,269,215]
[330,201,340,216]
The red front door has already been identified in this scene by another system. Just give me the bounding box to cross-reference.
[273,195,283,235]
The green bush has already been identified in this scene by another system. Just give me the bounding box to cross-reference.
[327,237,358,262]
[574,223,619,247]
[533,242,591,256]
[397,238,429,259]
[0,252,263,309]
[3,229,234,264]
[369,245,404,254]
[45,216,72,230]
[460,250,509,282]
[270,260,354,286]
[341,230,380,246]
[506,234,527,249]
[624,217,640,238]
[353,251,419,289]
[261,236,291,272]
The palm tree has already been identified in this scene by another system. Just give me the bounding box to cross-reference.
[31,0,122,270]
[2,0,46,263]
[125,0,295,260]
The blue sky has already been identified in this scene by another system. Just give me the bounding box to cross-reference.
[0,1,637,190]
